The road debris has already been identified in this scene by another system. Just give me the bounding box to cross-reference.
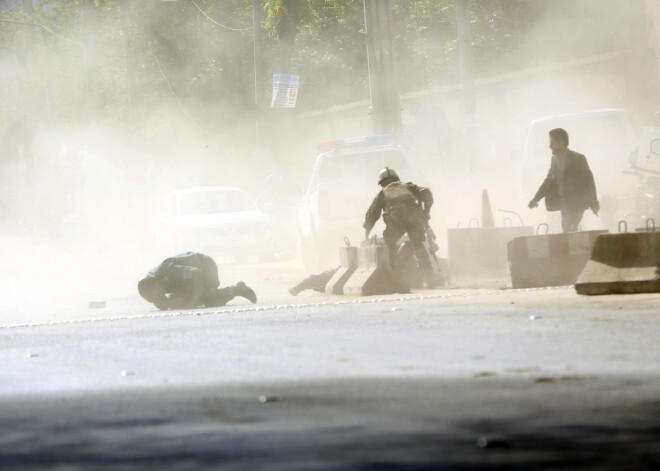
[259,395,281,404]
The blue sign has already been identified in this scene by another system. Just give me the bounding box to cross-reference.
[271,73,299,109]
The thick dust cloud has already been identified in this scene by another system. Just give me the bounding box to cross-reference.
[0,0,656,302]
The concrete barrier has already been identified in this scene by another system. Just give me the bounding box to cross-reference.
[343,244,401,296]
[325,246,358,295]
[507,230,606,289]
[575,231,660,295]
[448,226,534,282]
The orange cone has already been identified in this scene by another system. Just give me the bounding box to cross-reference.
[482,189,495,227]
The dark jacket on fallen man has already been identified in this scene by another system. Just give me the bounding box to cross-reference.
[138,252,256,310]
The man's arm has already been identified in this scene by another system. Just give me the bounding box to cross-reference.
[363,191,384,237]
[529,166,553,208]
[581,154,599,214]
[408,183,433,218]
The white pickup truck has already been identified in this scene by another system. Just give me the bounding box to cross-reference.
[297,135,424,270]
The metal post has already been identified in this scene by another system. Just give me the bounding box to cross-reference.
[82,0,100,119]
[253,0,263,107]
[456,0,478,173]
[363,0,402,140]
[456,0,476,119]
[119,0,136,124]
[253,0,263,176]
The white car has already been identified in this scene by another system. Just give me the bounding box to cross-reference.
[298,135,424,270]
[153,186,274,263]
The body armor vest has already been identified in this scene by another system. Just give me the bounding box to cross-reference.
[383,181,416,211]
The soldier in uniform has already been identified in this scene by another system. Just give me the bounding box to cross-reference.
[138,252,257,310]
[363,167,435,287]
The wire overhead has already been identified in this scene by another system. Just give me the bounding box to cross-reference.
[190,0,253,32]
[151,51,218,137]
[0,18,82,45]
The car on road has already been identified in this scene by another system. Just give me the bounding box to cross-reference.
[297,134,425,270]
[153,186,275,263]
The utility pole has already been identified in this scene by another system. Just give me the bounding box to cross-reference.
[253,0,263,107]
[119,0,136,125]
[456,0,478,173]
[253,0,263,176]
[363,0,403,141]
[82,0,100,120]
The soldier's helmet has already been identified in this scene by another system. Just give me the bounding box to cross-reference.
[377,167,400,185]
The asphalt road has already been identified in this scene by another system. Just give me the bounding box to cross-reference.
[1,251,660,470]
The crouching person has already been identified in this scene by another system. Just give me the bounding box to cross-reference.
[138,252,257,310]
[364,167,436,288]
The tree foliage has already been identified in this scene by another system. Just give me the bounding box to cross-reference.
[0,0,648,138]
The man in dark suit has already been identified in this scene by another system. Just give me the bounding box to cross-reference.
[528,128,600,232]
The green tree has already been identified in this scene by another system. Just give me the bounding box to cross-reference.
[0,0,648,136]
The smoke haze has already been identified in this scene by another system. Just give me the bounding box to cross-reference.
[0,0,656,312]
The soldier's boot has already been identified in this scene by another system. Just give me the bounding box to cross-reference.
[231,281,257,303]
[395,277,411,294]
[391,269,411,294]
[423,269,437,289]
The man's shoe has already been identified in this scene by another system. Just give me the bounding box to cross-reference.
[289,286,302,296]
[234,281,257,304]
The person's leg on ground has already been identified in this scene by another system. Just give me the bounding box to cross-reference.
[289,268,339,296]
[204,282,257,307]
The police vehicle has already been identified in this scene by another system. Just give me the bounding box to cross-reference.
[297,134,424,270]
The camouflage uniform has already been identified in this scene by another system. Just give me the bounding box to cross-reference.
[363,181,433,270]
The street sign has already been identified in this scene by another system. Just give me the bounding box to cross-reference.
[271,73,299,108]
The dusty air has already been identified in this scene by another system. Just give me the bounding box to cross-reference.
[1,1,659,469]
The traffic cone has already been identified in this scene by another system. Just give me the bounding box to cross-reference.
[482,189,495,227]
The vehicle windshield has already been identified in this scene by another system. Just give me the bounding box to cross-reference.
[178,190,256,215]
[317,149,409,183]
